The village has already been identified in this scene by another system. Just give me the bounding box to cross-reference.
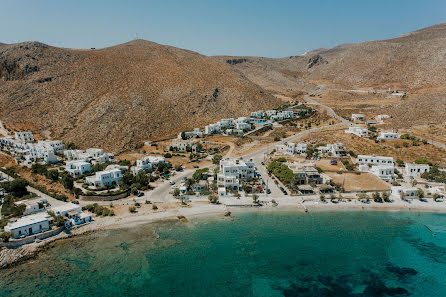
[0,98,446,253]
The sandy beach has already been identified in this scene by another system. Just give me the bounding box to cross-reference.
[2,195,446,269]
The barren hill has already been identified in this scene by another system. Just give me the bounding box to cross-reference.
[214,23,446,94]
[0,40,279,152]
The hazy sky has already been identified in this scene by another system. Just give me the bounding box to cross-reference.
[1,0,445,57]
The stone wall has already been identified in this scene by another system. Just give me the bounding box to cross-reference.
[79,190,129,201]
[0,226,65,248]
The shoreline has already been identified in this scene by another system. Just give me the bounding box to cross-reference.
[2,199,446,270]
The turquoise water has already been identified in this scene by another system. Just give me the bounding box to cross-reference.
[2,211,446,296]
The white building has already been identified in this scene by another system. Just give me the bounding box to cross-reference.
[205,123,221,135]
[178,128,203,139]
[52,203,91,227]
[351,114,365,121]
[405,163,430,177]
[5,213,50,238]
[236,122,251,131]
[85,169,122,187]
[251,110,264,118]
[345,126,369,137]
[217,158,256,196]
[64,149,87,161]
[377,115,391,121]
[52,203,82,217]
[370,165,396,181]
[390,186,419,199]
[377,131,400,141]
[357,155,394,166]
[131,156,166,175]
[266,110,277,117]
[271,113,284,121]
[66,161,91,177]
[170,139,198,152]
[15,131,34,143]
[38,140,65,153]
[282,110,294,119]
[15,198,48,216]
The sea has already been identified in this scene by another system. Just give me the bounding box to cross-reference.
[2,210,446,297]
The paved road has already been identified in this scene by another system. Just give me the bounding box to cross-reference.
[304,95,350,124]
[0,169,67,207]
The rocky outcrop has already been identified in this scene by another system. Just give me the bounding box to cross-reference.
[307,54,328,69]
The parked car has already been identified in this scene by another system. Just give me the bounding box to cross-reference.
[193,165,199,168]
[169,181,175,185]
[261,161,265,165]
[72,200,79,204]
[266,189,271,194]
[136,192,144,197]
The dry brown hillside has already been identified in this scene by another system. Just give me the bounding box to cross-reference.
[214,23,446,94]
[0,40,279,152]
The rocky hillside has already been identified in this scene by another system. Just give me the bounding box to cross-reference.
[214,23,446,94]
[0,40,280,152]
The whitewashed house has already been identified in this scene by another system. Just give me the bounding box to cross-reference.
[64,150,87,161]
[282,110,294,119]
[5,213,50,238]
[52,203,91,227]
[251,110,264,118]
[370,165,396,181]
[15,198,48,216]
[66,161,91,177]
[271,113,284,121]
[170,139,198,152]
[345,126,369,137]
[405,163,430,177]
[85,169,122,187]
[390,186,419,199]
[377,131,400,141]
[357,155,394,166]
[131,156,165,175]
[236,122,251,131]
[15,131,34,143]
[266,110,277,117]
[351,114,365,121]
[377,115,391,121]
[217,158,256,196]
[205,123,221,135]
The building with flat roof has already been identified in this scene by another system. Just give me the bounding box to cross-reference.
[4,213,50,238]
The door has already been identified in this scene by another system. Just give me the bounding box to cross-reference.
[29,227,33,235]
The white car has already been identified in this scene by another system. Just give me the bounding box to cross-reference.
[169,181,175,185]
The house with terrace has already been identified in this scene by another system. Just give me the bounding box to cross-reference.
[405,163,430,177]
[377,131,401,141]
[217,158,256,197]
[66,160,91,177]
[4,213,50,238]
[85,169,122,188]
[251,110,264,118]
[345,126,369,138]
[351,114,365,122]
[15,131,34,143]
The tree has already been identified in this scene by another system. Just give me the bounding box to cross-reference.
[173,188,181,198]
[0,231,13,242]
[129,206,137,213]
[416,189,425,199]
[181,131,187,140]
[5,178,29,197]
[174,164,183,171]
[73,188,83,198]
[185,178,194,190]
[252,194,259,204]
[60,173,74,190]
[152,204,158,210]
[320,195,326,202]
[382,192,391,202]
[208,194,219,204]
[212,155,222,165]
[372,192,382,203]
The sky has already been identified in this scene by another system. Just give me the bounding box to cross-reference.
[1,0,445,57]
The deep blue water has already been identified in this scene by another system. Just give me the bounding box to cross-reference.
[2,211,446,297]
